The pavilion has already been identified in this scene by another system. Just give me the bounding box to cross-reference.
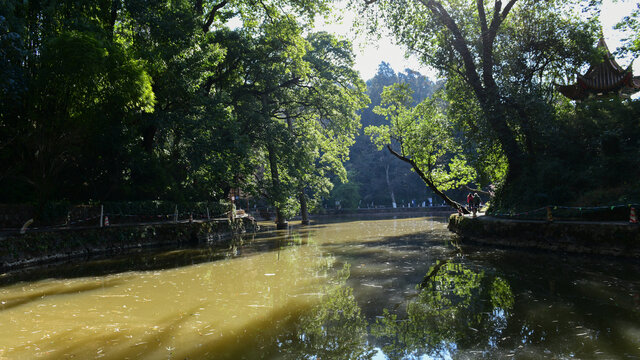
[556,38,640,100]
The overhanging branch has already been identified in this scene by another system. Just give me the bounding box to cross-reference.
[386,145,469,214]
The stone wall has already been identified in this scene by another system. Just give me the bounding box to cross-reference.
[0,219,254,271]
[448,215,640,258]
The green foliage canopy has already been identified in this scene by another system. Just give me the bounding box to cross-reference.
[0,0,368,215]
[367,83,475,210]
[354,0,599,181]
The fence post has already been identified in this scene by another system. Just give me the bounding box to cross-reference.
[174,205,178,223]
[100,205,104,228]
[206,207,210,220]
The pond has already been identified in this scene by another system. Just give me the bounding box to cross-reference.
[1,215,639,359]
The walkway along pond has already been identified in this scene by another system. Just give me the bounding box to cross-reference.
[1,214,639,359]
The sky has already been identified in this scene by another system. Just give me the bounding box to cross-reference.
[316,0,640,81]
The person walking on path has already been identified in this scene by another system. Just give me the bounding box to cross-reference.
[467,193,473,211]
[472,193,482,218]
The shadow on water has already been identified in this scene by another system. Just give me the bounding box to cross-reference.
[467,248,640,358]
[0,276,128,312]
[310,216,459,319]
[371,256,517,359]
[153,265,376,360]
[0,227,320,286]
[0,213,437,287]
[25,304,205,359]
[369,241,640,359]
[288,216,640,358]
[26,265,378,360]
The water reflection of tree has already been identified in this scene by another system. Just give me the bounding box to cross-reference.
[277,264,377,360]
[371,261,514,359]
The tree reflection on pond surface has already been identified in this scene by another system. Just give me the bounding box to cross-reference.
[372,260,514,359]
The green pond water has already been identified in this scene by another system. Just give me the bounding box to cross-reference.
[1,215,639,359]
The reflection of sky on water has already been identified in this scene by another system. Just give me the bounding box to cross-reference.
[487,308,508,349]
[371,343,460,360]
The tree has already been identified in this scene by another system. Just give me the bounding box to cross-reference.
[355,0,598,183]
[616,3,640,56]
[0,0,155,203]
[284,31,369,224]
[209,18,367,228]
[0,0,340,205]
[366,83,475,212]
[345,63,441,209]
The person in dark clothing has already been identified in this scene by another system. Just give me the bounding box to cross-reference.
[472,193,481,218]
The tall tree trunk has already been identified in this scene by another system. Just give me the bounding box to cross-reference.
[299,187,309,225]
[108,0,120,40]
[482,103,526,180]
[385,163,397,208]
[285,115,310,225]
[267,145,287,229]
[417,0,525,180]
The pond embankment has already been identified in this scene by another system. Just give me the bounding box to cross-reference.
[0,218,255,271]
[448,214,640,258]
[313,206,454,217]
